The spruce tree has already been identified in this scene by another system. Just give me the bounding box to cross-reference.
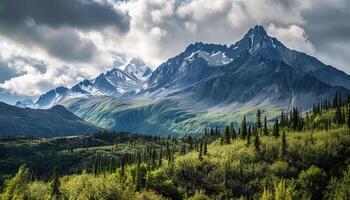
[256,109,262,130]
[51,167,61,200]
[335,105,343,124]
[254,131,261,152]
[348,108,350,129]
[263,116,268,135]
[241,116,247,139]
[279,131,287,159]
[246,126,251,146]
[198,140,203,160]
[159,146,163,167]
[225,125,231,144]
[93,156,98,176]
[210,127,214,137]
[273,118,280,138]
[120,156,125,178]
[204,141,208,155]
[224,162,229,190]
[231,124,236,140]
[229,122,236,140]
[280,110,285,126]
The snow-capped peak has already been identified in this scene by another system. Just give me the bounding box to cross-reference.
[124,58,152,81]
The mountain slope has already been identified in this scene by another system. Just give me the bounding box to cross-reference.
[0,102,100,137]
[34,25,350,136]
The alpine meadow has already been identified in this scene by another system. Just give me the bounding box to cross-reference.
[0,0,350,199]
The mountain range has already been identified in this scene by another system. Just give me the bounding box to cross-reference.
[0,102,99,137]
[15,25,350,136]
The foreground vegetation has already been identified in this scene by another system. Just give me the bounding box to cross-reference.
[1,94,350,199]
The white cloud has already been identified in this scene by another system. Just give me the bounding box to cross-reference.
[0,0,350,99]
[267,23,315,54]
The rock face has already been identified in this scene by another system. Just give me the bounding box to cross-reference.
[0,102,100,137]
[34,25,350,136]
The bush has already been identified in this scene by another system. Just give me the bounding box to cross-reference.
[297,166,327,199]
[27,181,51,200]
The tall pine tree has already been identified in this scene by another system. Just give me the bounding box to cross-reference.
[263,116,268,135]
[241,116,247,139]
[273,118,280,138]
[50,167,61,200]
[254,131,261,152]
[225,125,231,144]
[279,131,287,159]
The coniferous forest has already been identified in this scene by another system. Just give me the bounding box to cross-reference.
[1,94,350,199]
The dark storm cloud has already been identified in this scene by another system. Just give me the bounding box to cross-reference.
[302,5,350,45]
[0,0,130,62]
[300,2,350,71]
[0,0,130,32]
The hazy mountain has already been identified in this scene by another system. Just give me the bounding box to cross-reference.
[15,99,34,108]
[0,102,100,137]
[34,58,152,108]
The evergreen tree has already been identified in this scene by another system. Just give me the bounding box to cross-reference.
[348,108,350,129]
[279,131,287,159]
[256,109,262,130]
[241,116,247,139]
[51,167,61,200]
[335,105,343,124]
[291,107,299,130]
[120,156,125,178]
[263,116,268,135]
[198,140,203,160]
[273,118,280,138]
[254,131,261,152]
[204,141,208,156]
[246,126,251,146]
[333,93,339,108]
[210,127,214,137]
[280,110,285,126]
[159,146,163,167]
[224,162,229,190]
[152,148,157,169]
[230,123,236,140]
[225,125,231,144]
[188,135,193,150]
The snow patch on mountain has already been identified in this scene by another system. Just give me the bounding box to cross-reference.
[185,50,233,66]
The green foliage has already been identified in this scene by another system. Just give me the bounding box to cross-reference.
[135,190,166,200]
[187,190,212,200]
[1,99,350,199]
[60,173,129,200]
[325,166,350,200]
[1,165,29,200]
[297,166,327,199]
[27,181,51,200]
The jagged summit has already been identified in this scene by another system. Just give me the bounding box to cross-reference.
[231,25,279,54]
[246,25,268,37]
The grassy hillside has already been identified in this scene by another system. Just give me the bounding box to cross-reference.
[1,97,350,199]
[63,96,283,136]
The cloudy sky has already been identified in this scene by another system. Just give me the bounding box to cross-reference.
[0,0,349,103]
